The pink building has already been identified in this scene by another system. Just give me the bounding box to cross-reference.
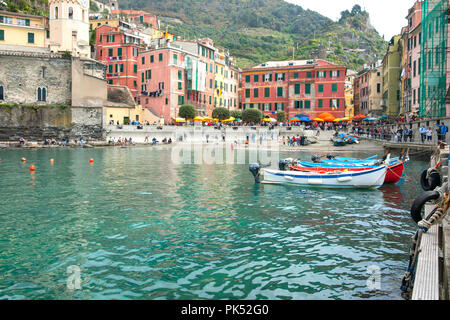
[138,46,187,122]
[95,24,146,100]
[111,10,159,29]
[172,39,217,117]
[404,1,422,114]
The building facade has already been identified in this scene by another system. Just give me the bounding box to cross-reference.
[173,39,216,117]
[111,10,159,29]
[401,1,422,117]
[0,10,49,49]
[355,62,383,117]
[382,35,402,117]
[137,46,188,122]
[48,0,91,57]
[95,24,146,100]
[242,59,347,119]
[345,70,356,117]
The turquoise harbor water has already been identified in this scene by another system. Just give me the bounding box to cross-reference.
[0,146,428,300]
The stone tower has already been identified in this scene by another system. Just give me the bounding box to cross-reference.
[109,0,119,11]
[48,0,90,57]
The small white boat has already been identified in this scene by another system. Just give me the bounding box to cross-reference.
[249,158,389,189]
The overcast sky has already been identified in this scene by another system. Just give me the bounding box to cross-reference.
[286,0,417,40]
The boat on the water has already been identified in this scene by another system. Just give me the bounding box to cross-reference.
[291,161,405,185]
[249,156,389,189]
[285,152,407,185]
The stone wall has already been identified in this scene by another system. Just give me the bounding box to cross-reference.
[0,53,107,141]
[0,52,72,106]
[0,105,72,140]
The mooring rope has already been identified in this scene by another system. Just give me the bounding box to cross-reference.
[401,193,450,296]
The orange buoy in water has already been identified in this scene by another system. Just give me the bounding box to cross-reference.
[89,158,94,164]
[29,164,36,171]
[21,157,26,162]
[50,158,54,164]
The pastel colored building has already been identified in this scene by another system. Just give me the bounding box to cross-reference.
[106,85,162,125]
[353,76,361,116]
[345,70,357,117]
[89,17,119,31]
[137,46,188,122]
[355,62,383,117]
[382,35,402,117]
[225,64,241,110]
[48,0,91,57]
[242,59,347,119]
[111,10,159,29]
[95,24,146,100]
[214,49,226,108]
[401,1,422,116]
[173,39,217,117]
[0,10,49,49]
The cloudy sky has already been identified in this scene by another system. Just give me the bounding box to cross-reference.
[286,0,417,40]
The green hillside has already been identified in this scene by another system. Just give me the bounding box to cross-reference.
[0,0,388,70]
[120,1,387,70]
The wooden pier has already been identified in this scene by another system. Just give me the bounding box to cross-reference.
[411,147,450,300]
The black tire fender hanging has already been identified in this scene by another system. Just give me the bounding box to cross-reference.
[410,191,441,224]
[420,169,442,191]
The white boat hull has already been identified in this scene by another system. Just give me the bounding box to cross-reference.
[258,166,387,189]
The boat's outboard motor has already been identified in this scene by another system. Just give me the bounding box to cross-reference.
[249,163,262,183]
[279,159,290,171]
[326,153,335,160]
[311,154,321,163]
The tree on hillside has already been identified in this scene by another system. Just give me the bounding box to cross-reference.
[179,104,196,120]
[212,107,230,121]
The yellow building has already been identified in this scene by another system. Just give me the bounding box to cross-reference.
[214,49,226,107]
[106,103,162,125]
[89,18,119,31]
[0,10,49,48]
[106,85,163,125]
[345,70,356,117]
[146,27,178,41]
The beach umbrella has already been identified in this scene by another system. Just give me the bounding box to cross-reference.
[262,117,276,122]
[298,116,312,122]
[174,118,186,123]
[289,117,301,122]
[364,117,378,121]
[353,114,366,120]
[222,117,236,122]
[318,112,335,122]
[192,116,205,121]
[314,118,324,122]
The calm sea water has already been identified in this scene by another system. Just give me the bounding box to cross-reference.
[0,146,428,300]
